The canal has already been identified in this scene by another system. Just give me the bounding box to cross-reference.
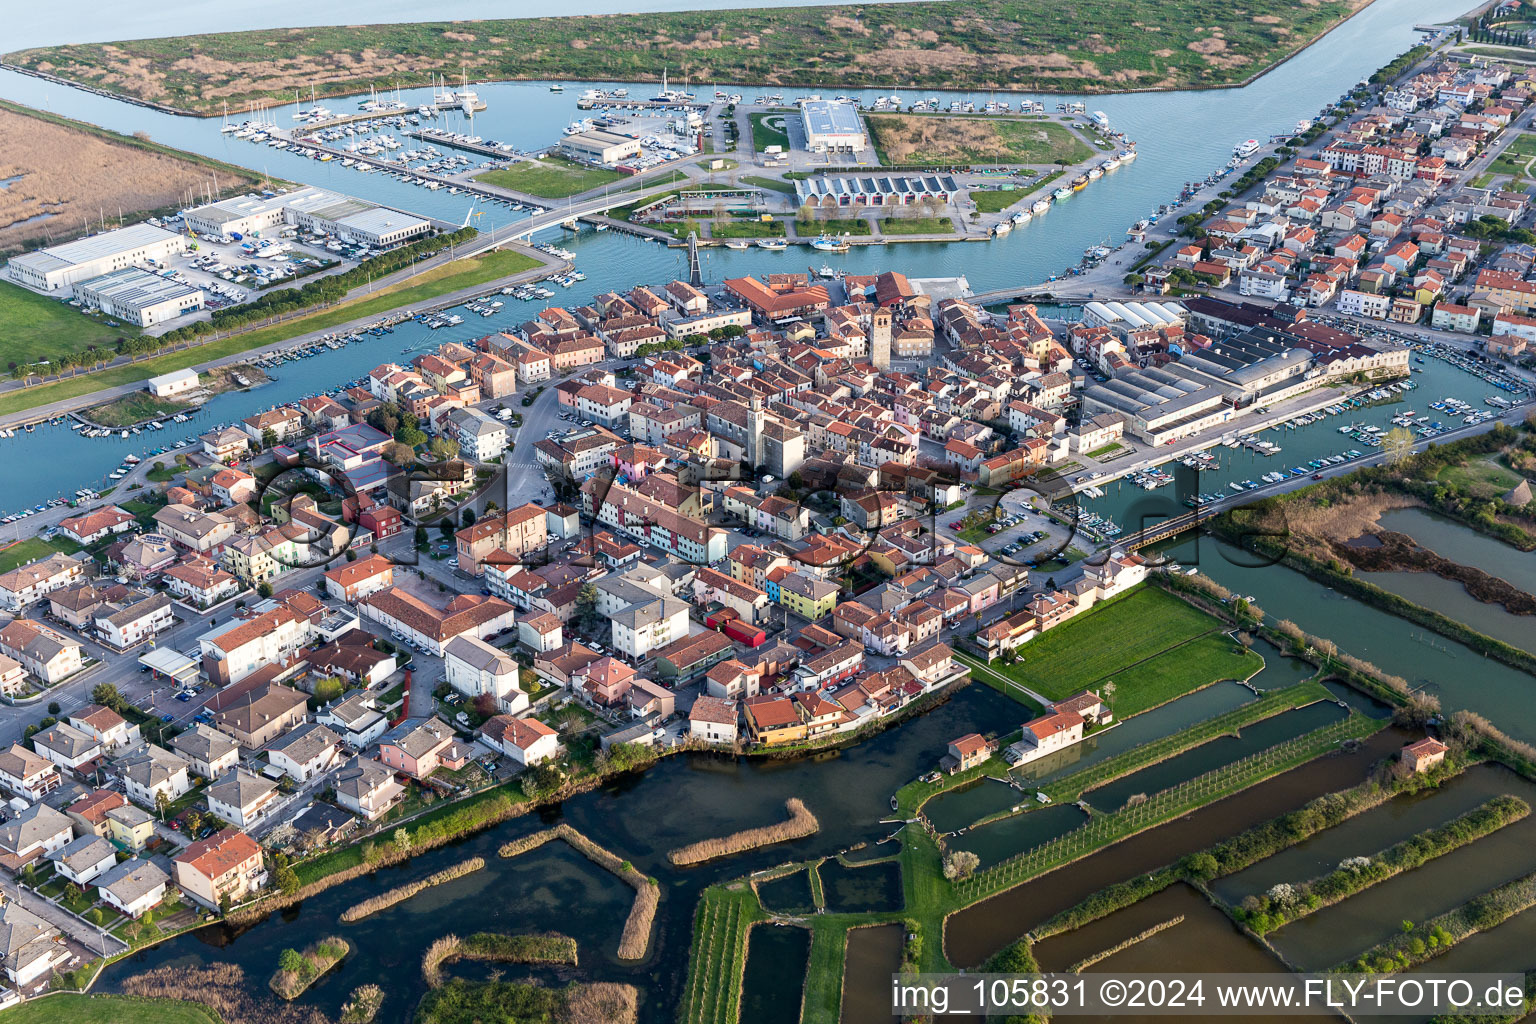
[1153,533,1536,745]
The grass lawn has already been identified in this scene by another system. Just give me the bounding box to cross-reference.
[475,156,625,198]
[710,219,782,238]
[0,248,540,418]
[0,994,218,1024]
[0,537,55,574]
[749,112,791,153]
[978,586,1262,716]
[0,279,138,374]
[614,170,690,193]
[797,218,872,236]
[82,391,186,428]
[1086,441,1128,459]
[1437,457,1526,497]
[879,216,953,235]
[867,114,1093,166]
[740,175,796,195]
[970,190,1024,213]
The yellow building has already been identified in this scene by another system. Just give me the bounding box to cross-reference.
[777,572,839,622]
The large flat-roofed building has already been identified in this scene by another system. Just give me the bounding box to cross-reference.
[74,268,204,327]
[799,99,867,152]
[184,187,429,248]
[5,223,187,294]
[559,130,642,166]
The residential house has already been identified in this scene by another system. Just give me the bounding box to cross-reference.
[480,715,559,766]
[0,745,61,802]
[0,901,69,986]
[0,620,84,684]
[105,803,155,853]
[378,717,463,779]
[0,803,74,871]
[689,696,739,744]
[95,859,170,918]
[211,681,309,750]
[118,744,192,809]
[206,768,280,828]
[174,828,266,908]
[168,724,241,780]
[443,635,526,713]
[265,723,343,782]
[47,834,116,885]
[317,694,390,750]
[333,757,406,821]
[30,722,102,774]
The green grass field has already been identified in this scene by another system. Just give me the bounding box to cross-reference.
[0,994,217,1024]
[1490,133,1536,177]
[739,175,797,195]
[971,190,1025,213]
[1437,457,1526,497]
[710,219,782,238]
[982,586,1262,716]
[0,248,540,418]
[0,280,139,376]
[797,217,872,236]
[475,157,625,198]
[0,537,59,574]
[867,114,1094,166]
[749,113,791,153]
[879,216,953,235]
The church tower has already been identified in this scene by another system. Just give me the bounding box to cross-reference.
[747,394,766,472]
[870,308,892,370]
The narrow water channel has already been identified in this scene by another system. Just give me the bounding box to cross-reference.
[1379,508,1536,595]
[944,727,1409,968]
[1155,534,1536,745]
[949,804,1091,869]
[1013,681,1257,785]
[1083,702,1347,812]
[1033,885,1317,1024]
[1212,764,1533,908]
[1268,770,1536,971]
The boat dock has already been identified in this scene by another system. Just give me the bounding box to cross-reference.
[402,127,518,159]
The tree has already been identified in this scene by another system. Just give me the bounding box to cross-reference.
[414,525,429,548]
[574,582,603,636]
[428,436,460,460]
[185,809,205,838]
[313,676,345,705]
[261,427,278,451]
[1383,426,1417,465]
[383,441,416,466]
[257,582,274,599]
[438,519,455,540]
[461,508,477,528]
[395,425,427,448]
[942,849,980,881]
[393,827,412,854]
[275,862,301,895]
[154,789,171,822]
[47,701,60,715]
[91,683,126,713]
[473,693,498,719]
[279,948,307,975]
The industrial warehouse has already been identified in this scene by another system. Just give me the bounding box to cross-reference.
[4,222,187,293]
[72,267,204,328]
[183,187,431,248]
[793,174,962,207]
[798,99,868,152]
[559,130,643,166]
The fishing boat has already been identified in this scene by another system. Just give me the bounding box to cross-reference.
[1032,199,1052,215]
[1052,186,1074,201]
[756,238,788,251]
[809,234,848,252]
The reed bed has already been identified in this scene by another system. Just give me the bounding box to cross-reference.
[339,984,385,1024]
[339,857,485,923]
[122,964,328,1024]
[422,931,579,986]
[499,823,658,959]
[667,798,820,867]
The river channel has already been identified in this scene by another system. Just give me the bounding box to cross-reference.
[0,0,1472,513]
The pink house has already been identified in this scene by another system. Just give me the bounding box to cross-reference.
[377,718,461,779]
[583,657,635,706]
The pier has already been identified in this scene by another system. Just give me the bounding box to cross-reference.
[402,127,519,159]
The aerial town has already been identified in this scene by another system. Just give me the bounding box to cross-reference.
[1,2,1535,1023]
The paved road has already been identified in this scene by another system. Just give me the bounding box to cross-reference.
[0,879,127,958]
